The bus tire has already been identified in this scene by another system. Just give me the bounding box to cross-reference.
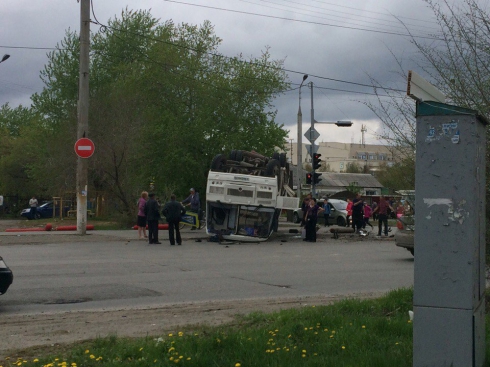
[210,154,227,171]
[265,159,280,177]
[279,153,287,167]
[229,150,237,161]
[235,150,244,162]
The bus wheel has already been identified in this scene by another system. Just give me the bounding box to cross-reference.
[229,150,237,161]
[210,154,227,171]
[265,159,280,177]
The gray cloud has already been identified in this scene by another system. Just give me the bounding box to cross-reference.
[0,0,436,143]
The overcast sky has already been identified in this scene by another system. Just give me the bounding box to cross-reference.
[0,0,439,145]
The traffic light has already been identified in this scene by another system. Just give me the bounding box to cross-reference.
[313,172,322,184]
[313,153,322,170]
[306,172,312,184]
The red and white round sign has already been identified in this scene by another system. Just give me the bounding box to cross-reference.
[74,138,95,158]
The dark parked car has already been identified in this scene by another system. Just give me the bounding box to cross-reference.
[293,198,348,226]
[394,191,415,256]
[20,201,69,220]
[0,256,13,295]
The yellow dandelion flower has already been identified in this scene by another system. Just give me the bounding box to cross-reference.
[178,332,184,337]
[168,347,175,352]
[71,363,77,367]
[395,342,399,345]
[154,360,157,363]
[179,356,183,359]
[288,334,291,338]
[312,305,315,308]
[187,358,191,361]
[302,354,306,358]
[276,347,280,351]
[302,350,307,353]
[84,350,89,354]
[362,325,366,329]
[324,328,328,331]
[139,347,143,351]
[330,335,334,338]
[342,346,346,350]
[168,333,173,337]
[235,364,241,367]
[304,327,307,331]
[314,353,318,356]
[286,348,290,352]
[314,332,318,335]
[89,356,95,360]
[33,360,39,363]
[96,357,102,361]
[169,357,174,361]
[408,320,412,323]
[309,327,313,330]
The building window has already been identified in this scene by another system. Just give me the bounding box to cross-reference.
[369,154,375,160]
[366,190,377,195]
[350,181,359,186]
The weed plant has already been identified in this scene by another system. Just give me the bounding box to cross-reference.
[3,288,489,367]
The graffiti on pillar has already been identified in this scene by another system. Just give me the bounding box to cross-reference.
[423,198,469,225]
[425,120,460,144]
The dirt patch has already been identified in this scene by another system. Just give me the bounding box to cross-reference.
[0,293,382,359]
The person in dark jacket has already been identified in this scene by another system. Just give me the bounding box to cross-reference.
[162,194,186,246]
[145,193,161,244]
[304,198,324,242]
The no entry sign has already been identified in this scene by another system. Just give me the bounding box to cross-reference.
[74,138,95,158]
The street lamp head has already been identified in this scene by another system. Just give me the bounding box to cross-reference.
[302,74,308,82]
[335,120,353,127]
[1,54,10,63]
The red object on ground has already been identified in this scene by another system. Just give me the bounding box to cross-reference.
[45,223,53,231]
[132,224,169,230]
[5,228,46,232]
[56,225,95,231]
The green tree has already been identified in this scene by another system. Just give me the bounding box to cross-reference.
[345,162,362,173]
[25,9,289,218]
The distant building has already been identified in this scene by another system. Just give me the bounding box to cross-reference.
[315,172,384,197]
[283,141,396,174]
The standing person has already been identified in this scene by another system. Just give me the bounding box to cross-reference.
[162,194,186,246]
[373,195,394,237]
[137,191,148,240]
[300,194,312,226]
[182,188,200,229]
[371,201,378,221]
[29,196,38,218]
[363,202,373,229]
[351,193,364,233]
[303,198,324,242]
[322,198,331,227]
[396,202,405,219]
[346,198,353,227]
[145,193,161,244]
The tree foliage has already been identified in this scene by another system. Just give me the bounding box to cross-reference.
[1,9,289,218]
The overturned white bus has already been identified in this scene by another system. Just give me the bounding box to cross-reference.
[206,150,298,242]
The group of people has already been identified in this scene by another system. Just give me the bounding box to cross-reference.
[300,193,396,240]
[136,188,200,246]
[346,194,395,236]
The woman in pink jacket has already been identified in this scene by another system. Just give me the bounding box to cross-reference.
[363,202,373,229]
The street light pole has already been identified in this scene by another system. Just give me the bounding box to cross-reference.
[297,74,308,199]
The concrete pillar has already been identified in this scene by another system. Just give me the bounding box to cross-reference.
[413,101,486,366]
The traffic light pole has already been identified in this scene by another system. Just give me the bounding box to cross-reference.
[310,82,317,197]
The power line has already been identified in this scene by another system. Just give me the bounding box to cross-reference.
[239,0,440,35]
[162,0,443,41]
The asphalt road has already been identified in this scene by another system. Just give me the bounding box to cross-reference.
[0,224,414,316]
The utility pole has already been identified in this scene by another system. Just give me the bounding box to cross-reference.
[310,82,316,196]
[296,74,308,199]
[77,0,90,235]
